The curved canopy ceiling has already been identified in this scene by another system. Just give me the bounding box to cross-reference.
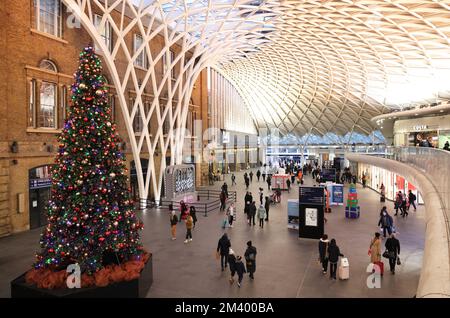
[132,1,450,136]
[215,0,450,136]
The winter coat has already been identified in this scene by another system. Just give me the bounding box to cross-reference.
[185,216,194,230]
[257,206,267,220]
[245,194,253,204]
[385,237,400,257]
[408,192,416,203]
[170,214,178,226]
[327,245,343,264]
[235,260,246,277]
[191,211,197,223]
[370,238,381,263]
[256,170,261,177]
[217,235,231,256]
[249,204,257,217]
[228,254,237,272]
[378,214,393,228]
[318,238,329,261]
[264,200,270,213]
[244,204,250,215]
[245,246,257,272]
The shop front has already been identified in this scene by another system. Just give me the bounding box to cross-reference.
[29,165,54,229]
[356,163,424,204]
[394,113,450,148]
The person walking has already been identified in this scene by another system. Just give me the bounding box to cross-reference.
[169,209,178,241]
[369,232,382,264]
[262,171,266,182]
[235,256,246,288]
[227,203,235,228]
[286,178,291,193]
[228,248,237,284]
[231,173,236,186]
[244,241,257,280]
[267,176,271,191]
[264,196,270,221]
[327,239,344,280]
[444,141,450,151]
[184,212,194,244]
[257,204,267,228]
[245,177,250,190]
[250,201,257,226]
[246,203,252,226]
[394,192,403,216]
[249,171,254,183]
[256,170,261,182]
[221,182,229,198]
[378,208,393,238]
[380,183,386,202]
[217,233,231,271]
[318,234,329,274]
[220,190,227,211]
[190,206,197,228]
[244,191,253,205]
[401,192,408,217]
[408,190,417,211]
[385,233,401,274]
[259,188,264,205]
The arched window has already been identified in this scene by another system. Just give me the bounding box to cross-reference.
[39,59,58,72]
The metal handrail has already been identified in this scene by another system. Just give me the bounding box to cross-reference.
[159,190,237,216]
[346,145,450,228]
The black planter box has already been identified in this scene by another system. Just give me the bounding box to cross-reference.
[10,255,153,298]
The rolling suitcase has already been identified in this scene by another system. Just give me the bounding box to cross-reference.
[374,261,384,276]
[339,258,349,280]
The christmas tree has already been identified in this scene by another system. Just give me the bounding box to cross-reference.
[33,46,144,275]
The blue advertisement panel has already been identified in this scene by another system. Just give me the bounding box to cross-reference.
[332,184,344,205]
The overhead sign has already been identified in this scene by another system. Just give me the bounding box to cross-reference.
[299,186,325,205]
[413,125,428,131]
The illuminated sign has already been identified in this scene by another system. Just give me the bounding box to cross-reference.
[413,125,428,131]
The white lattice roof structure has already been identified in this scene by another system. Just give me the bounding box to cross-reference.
[64,0,450,201]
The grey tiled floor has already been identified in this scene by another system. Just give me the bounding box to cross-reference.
[0,169,425,298]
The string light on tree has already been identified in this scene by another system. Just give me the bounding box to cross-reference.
[34,46,144,275]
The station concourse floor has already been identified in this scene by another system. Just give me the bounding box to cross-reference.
[0,169,425,298]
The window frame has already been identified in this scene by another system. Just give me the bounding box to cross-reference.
[133,34,148,70]
[35,0,62,38]
[94,14,113,53]
[39,81,58,129]
[163,50,176,80]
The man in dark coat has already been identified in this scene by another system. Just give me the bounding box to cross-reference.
[220,190,227,211]
[264,196,270,221]
[250,201,257,226]
[235,256,246,288]
[378,210,393,237]
[217,233,231,271]
[244,241,257,279]
[385,233,401,274]
[221,182,229,198]
[256,170,261,182]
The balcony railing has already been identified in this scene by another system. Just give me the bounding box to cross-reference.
[346,145,450,225]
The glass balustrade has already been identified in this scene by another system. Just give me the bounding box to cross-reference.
[346,145,450,223]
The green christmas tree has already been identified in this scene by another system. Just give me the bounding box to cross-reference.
[34,46,144,275]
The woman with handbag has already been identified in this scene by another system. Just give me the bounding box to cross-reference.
[369,232,383,275]
[385,233,401,274]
